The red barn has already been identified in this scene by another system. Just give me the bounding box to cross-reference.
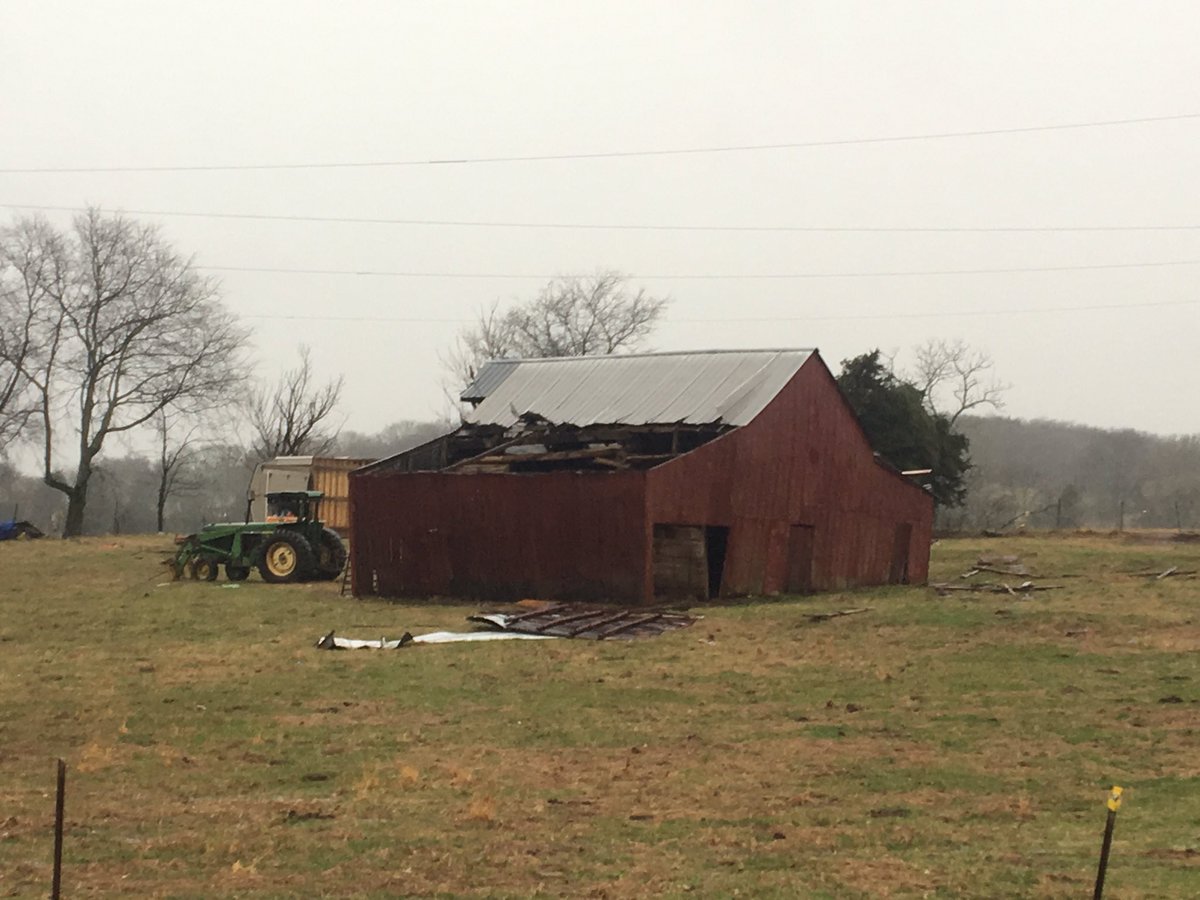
[349,349,932,604]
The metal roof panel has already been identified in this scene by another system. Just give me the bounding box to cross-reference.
[461,349,814,428]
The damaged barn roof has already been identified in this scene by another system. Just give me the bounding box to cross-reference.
[460,348,814,428]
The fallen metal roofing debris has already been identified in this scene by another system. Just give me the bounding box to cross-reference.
[468,602,698,640]
[315,603,698,650]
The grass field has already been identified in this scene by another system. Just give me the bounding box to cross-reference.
[1,533,1198,898]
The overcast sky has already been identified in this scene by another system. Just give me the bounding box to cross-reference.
[3,1,1198,438]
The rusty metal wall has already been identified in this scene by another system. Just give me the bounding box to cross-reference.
[350,470,650,603]
[310,458,373,538]
[646,357,933,594]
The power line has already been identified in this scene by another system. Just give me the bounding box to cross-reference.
[2,112,1197,174]
[7,202,1200,233]
[240,296,1199,325]
[201,259,1200,280]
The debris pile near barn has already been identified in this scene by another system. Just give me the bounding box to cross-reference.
[468,602,697,639]
[315,601,698,649]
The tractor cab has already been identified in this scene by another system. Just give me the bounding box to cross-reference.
[264,490,323,524]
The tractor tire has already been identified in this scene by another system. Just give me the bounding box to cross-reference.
[226,564,251,582]
[190,556,220,582]
[313,527,348,581]
[257,532,315,584]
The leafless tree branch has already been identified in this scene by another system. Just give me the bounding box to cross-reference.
[445,270,668,393]
[248,346,345,459]
[910,338,1008,426]
[154,406,208,532]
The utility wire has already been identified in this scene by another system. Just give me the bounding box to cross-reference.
[6,202,1200,233]
[240,296,1199,324]
[2,112,1197,173]
[200,259,1200,279]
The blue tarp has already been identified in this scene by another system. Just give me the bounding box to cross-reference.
[0,520,43,540]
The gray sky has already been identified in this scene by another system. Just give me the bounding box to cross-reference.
[3,0,1198,436]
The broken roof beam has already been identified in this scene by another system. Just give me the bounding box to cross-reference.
[595,612,665,639]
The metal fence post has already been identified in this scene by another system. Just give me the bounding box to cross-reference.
[1093,785,1123,900]
[52,758,66,899]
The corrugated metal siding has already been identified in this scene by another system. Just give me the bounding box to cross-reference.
[351,470,649,603]
[462,349,812,428]
[646,358,933,593]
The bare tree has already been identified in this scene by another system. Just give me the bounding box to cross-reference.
[154,407,206,532]
[446,271,668,389]
[0,298,35,452]
[910,339,1008,426]
[2,210,245,536]
[443,300,517,391]
[0,220,59,453]
[249,346,345,459]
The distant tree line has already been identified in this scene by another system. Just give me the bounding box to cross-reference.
[949,417,1200,533]
[834,347,1199,532]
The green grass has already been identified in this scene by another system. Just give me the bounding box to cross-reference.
[1,532,1199,897]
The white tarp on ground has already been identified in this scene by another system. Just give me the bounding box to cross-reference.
[315,629,555,650]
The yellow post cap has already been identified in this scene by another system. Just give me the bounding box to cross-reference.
[1107,785,1123,812]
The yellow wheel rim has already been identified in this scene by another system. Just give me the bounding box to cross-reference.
[266,543,297,577]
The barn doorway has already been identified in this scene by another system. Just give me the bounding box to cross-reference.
[890,523,913,584]
[704,526,729,598]
[653,524,707,600]
[786,524,815,593]
[653,524,728,600]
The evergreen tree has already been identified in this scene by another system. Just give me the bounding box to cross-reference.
[837,350,970,507]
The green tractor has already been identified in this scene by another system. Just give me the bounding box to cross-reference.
[170,491,347,584]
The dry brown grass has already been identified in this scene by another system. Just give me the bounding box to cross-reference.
[1,532,1198,897]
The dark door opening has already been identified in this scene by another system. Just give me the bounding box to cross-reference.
[704,526,729,598]
[890,523,913,584]
[786,524,815,594]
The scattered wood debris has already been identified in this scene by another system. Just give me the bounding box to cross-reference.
[1128,566,1197,579]
[869,807,912,819]
[931,581,1059,597]
[804,607,872,623]
[961,555,1031,578]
